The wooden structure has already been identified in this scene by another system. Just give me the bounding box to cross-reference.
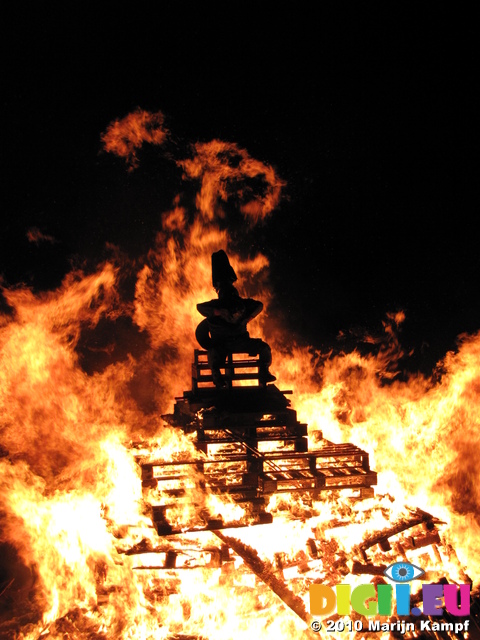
[123,352,480,639]
[138,350,377,536]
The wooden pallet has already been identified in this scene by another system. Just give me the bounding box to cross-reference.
[141,446,376,494]
[192,349,266,392]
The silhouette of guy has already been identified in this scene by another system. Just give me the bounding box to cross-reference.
[196,251,275,388]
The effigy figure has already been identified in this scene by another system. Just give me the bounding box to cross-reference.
[196,251,275,388]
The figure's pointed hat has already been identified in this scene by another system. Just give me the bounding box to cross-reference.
[212,250,237,289]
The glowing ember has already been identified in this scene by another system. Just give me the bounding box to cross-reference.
[0,109,478,639]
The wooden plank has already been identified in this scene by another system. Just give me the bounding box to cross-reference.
[153,512,273,536]
[195,349,259,361]
[323,472,377,487]
[195,360,260,370]
[213,531,311,627]
[193,433,308,446]
[352,561,387,576]
[320,467,364,476]
[200,420,304,433]
[359,509,440,551]
[193,371,261,383]
[258,476,278,493]
[275,478,318,490]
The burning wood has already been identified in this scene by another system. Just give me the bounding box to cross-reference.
[352,561,387,576]
[401,530,441,551]
[212,531,312,628]
[356,508,445,558]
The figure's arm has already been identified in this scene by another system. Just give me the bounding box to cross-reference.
[197,300,219,318]
[219,298,263,326]
[197,299,233,321]
[242,299,263,322]
[197,297,262,324]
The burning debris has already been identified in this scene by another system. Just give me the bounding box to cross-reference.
[0,109,479,639]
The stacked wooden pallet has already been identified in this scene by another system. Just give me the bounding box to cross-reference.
[139,350,377,536]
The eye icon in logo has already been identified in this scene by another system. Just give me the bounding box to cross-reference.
[384,562,425,582]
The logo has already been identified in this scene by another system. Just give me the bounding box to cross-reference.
[309,562,471,635]
[383,561,424,582]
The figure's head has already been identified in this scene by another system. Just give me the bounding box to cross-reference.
[217,283,245,317]
[212,250,237,290]
[216,283,239,300]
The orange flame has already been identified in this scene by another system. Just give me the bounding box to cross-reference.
[101,108,169,170]
[179,139,286,224]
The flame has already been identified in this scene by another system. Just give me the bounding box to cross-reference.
[1,109,478,639]
[179,140,285,224]
[100,108,169,170]
[26,227,57,245]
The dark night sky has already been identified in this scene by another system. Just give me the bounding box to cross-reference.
[1,5,478,372]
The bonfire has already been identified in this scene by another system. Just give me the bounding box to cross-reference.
[0,109,478,640]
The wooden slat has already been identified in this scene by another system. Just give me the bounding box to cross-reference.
[153,512,273,536]
[195,360,260,370]
[195,435,307,446]
[323,472,378,487]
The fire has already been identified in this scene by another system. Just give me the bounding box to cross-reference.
[178,139,285,224]
[100,109,169,170]
[0,109,478,639]
[289,322,480,578]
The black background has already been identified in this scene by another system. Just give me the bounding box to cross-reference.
[1,5,478,372]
